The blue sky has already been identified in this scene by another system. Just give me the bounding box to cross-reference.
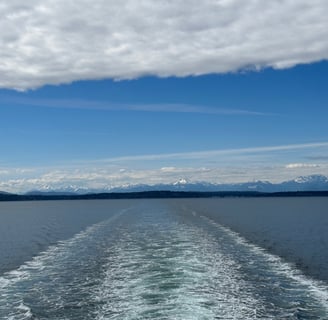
[1,1,328,192]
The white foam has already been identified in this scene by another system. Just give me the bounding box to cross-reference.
[2,204,327,319]
[93,215,264,319]
[200,215,328,312]
[16,302,33,317]
[0,207,131,319]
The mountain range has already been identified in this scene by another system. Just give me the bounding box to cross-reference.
[19,174,328,195]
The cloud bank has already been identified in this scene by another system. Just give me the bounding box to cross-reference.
[1,142,328,193]
[1,0,328,90]
[1,163,328,194]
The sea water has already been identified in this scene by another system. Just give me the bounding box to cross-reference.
[0,198,327,319]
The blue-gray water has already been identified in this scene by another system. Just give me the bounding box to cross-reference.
[0,198,328,319]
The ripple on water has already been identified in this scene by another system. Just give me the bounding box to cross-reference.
[0,204,328,319]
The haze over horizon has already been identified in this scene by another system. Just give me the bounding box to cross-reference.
[1,1,328,193]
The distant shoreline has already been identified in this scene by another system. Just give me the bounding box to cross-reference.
[1,190,328,202]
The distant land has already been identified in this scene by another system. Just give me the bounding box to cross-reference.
[1,191,328,202]
[16,174,328,194]
[1,175,328,201]
[106,174,328,193]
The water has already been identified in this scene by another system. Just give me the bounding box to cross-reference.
[0,198,328,319]
[175,197,328,281]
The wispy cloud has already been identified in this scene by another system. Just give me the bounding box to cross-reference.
[96,142,328,163]
[2,95,268,116]
[2,162,328,194]
[0,1,328,90]
[2,141,328,193]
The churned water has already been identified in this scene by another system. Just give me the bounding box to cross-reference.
[0,198,328,319]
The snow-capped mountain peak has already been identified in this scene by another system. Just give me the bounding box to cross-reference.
[173,178,189,186]
[21,174,328,195]
[294,174,328,184]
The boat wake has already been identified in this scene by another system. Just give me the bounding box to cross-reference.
[0,203,327,319]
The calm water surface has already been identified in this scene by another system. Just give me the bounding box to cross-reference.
[0,198,328,319]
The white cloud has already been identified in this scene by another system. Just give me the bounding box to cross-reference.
[1,163,328,194]
[0,167,36,177]
[0,0,327,90]
[285,163,319,169]
[1,142,328,193]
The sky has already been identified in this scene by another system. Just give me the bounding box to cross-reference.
[0,0,328,193]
